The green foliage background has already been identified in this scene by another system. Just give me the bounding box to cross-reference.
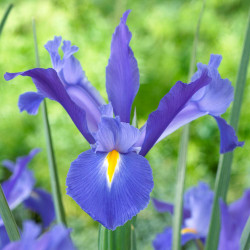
[0,0,249,249]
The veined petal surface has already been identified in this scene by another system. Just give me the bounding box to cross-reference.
[66,149,153,230]
[106,10,140,123]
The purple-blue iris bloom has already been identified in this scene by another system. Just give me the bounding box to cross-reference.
[152,182,250,250]
[153,182,213,249]
[3,221,75,250]
[0,149,55,248]
[219,190,250,250]
[4,10,243,230]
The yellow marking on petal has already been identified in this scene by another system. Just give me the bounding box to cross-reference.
[181,228,198,234]
[107,150,119,183]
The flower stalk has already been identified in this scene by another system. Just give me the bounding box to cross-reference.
[32,19,67,226]
[173,0,206,249]
[205,11,250,250]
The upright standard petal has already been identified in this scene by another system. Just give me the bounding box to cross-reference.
[45,37,105,132]
[106,10,140,123]
[139,69,211,156]
[66,149,153,230]
[23,188,55,228]
[5,69,95,144]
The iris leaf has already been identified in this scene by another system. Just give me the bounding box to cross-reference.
[205,11,250,250]
[0,185,20,241]
[0,4,13,37]
[0,2,20,243]
[32,19,67,226]
[172,0,206,249]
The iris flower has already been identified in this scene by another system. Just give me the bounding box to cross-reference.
[153,182,250,250]
[219,190,250,250]
[3,221,75,250]
[5,10,242,230]
[0,149,55,248]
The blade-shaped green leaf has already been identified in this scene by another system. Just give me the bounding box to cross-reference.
[205,11,250,250]
[32,19,67,226]
[0,185,20,241]
[172,0,206,249]
[0,4,13,37]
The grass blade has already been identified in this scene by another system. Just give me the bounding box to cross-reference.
[0,184,20,241]
[0,4,13,37]
[205,11,250,250]
[240,216,250,250]
[0,2,20,243]
[172,1,206,249]
[32,19,67,226]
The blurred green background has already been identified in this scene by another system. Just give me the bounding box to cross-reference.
[0,0,249,249]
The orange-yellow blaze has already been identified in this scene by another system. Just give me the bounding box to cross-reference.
[107,150,119,183]
[181,228,198,234]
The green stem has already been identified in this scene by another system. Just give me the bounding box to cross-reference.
[98,218,137,250]
[0,4,13,37]
[32,19,67,226]
[0,185,20,241]
[205,11,250,250]
[172,1,206,249]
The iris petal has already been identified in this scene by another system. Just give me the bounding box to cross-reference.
[191,54,234,116]
[183,182,213,237]
[18,92,44,115]
[153,227,197,250]
[106,10,140,123]
[23,188,55,228]
[218,190,250,250]
[1,149,39,210]
[152,198,191,219]
[4,68,95,144]
[0,225,9,249]
[140,69,211,156]
[213,116,244,153]
[94,117,141,153]
[66,149,153,230]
